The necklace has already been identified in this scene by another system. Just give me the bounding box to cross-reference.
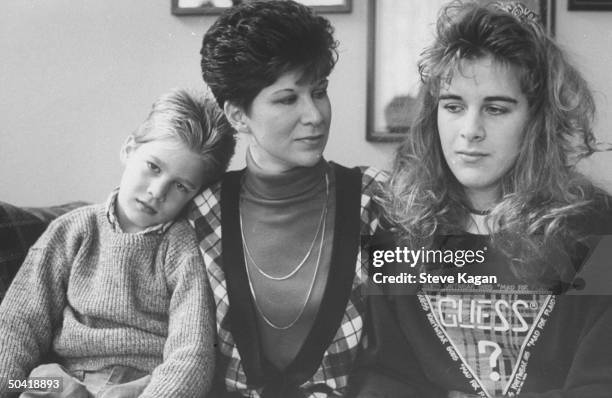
[467,207,491,216]
[244,213,326,330]
[239,173,329,281]
[240,172,330,330]
[243,199,328,330]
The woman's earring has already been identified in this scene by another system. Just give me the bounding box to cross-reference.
[235,122,249,134]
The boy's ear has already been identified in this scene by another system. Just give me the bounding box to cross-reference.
[120,136,138,164]
[223,101,249,134]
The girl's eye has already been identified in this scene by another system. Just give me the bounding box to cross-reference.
[442,103,464,113]
[147,162,160,173]
[486,105,508,115]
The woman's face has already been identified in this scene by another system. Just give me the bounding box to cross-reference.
[239,70,331,173]
[437,56,529,209]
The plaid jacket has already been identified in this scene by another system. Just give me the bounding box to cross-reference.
[188,163,387,397]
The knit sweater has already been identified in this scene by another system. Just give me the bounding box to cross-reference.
[0,203,215,398]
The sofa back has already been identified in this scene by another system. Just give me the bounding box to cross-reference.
[0,201,87,301]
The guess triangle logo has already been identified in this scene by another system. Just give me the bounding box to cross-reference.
[419,291,555,397]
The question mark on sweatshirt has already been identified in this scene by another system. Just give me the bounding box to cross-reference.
[478,340,502,381]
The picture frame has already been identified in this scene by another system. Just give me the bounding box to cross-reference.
[171,0,352,15]
[568,0,612,10]
[366,0,555,142]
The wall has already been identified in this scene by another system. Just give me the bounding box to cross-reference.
[1,0,611,206]
[557,5,612,191]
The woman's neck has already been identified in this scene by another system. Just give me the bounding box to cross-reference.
[465,213,490,235]
[465,185,500,213]
[244,147,327,200]
[248,144,292,174]
[463,185,501,234]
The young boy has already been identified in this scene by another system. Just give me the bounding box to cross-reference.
[0,89,235,397]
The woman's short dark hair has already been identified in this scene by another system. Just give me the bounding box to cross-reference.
[200,0,338,110]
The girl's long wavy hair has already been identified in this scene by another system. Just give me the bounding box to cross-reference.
[382,1,609,283]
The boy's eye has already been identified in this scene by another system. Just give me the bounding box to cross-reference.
[176,183,188,193]
[147,162,160,173]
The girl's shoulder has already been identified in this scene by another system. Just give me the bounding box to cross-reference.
[567,193,612,235]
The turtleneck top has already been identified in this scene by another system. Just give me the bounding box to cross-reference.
[188,158,387,397]
[240,149,336,370]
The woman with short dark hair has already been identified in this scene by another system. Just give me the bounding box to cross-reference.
[189,1,385,396]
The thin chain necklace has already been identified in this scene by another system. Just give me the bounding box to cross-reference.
[468,208,490,216]
[240,172,329,330]
[245,212,326,330]
[239,173,329,281]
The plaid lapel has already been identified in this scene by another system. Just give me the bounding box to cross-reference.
[187,165,387,397]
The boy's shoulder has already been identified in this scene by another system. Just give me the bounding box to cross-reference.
[166,217,197,238]
[162,217,201,253]
[34,204,104,248]
[48,203,103,228]
[158,218,203,275]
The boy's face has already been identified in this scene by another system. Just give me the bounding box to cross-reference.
[117,137,206,233]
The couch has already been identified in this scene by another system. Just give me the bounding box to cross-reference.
[0,201,87,302]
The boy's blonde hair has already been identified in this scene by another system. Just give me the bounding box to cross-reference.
[124,89,236,186]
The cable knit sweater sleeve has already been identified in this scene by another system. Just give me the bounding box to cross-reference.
[0,212,75,392]
[139,220,215,398]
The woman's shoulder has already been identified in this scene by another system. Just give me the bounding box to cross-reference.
[188,180,223,218]
[329,162,388,193]
[360,166,389,189]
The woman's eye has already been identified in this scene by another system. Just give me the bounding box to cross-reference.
[277,95,297,105]
[147,162,160,173]
[313,88,328,99]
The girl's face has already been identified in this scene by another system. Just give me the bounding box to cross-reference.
[437,56,529,209]
[235,69,331,173]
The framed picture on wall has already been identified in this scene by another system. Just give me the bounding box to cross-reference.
[568,0,612,10]
[366,0,555,142]
[171,0,352,15]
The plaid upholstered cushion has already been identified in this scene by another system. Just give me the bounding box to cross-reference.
[0,201,87,301]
